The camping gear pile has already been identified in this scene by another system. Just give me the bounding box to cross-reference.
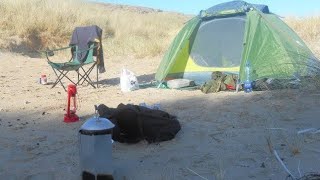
[199,71,311,94]
[200,72,238,93]
[155,1,320,88]
[97,103,181,144]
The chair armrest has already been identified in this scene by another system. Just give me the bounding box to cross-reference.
[44,45,74,62]
[46,45,74,52]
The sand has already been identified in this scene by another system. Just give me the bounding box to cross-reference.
[0,51,320,180]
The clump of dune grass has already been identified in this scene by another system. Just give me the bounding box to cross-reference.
[285,15,320,58]
[0,0,112,50]
[0,0,189,58]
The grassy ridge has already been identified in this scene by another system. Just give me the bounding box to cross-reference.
[0,0,111,49]
[98,3,189,58]
[285,16,320,58]
[0,0,319,59]
[0,0,188,58]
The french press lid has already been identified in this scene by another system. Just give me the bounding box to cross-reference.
[79,117,114,135]
[79,105,115,135]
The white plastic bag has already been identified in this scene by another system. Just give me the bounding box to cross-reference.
[120,69,139,92]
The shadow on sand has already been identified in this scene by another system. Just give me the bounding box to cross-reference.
[2,87,320,179]
[98,73,155,87]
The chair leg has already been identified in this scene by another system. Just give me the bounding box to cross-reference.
[77,67,91,85]
[97,65,99,88]
[59,71,78,85]
[80,67,94,85]
[51,68,67,91]
[51,68,78,91]
[77,67,96,88]
[78,72,96,88]
[77,70,80,85]
[77,64,97,88]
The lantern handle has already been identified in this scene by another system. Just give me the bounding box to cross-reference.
[94,105,99,119]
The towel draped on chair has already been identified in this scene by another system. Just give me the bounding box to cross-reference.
[70,25,105,73]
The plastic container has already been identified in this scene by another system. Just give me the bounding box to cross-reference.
[167,79,194,89]
[40,74,47,85]
[244,61,252,93]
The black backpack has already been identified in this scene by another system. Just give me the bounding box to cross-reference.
[97,104,181,144]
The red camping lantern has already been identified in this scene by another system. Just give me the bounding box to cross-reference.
[64,84,79,123]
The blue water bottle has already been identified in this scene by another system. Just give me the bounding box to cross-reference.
[244,61,252,93]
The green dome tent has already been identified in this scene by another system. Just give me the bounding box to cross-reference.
[155,1,320,85]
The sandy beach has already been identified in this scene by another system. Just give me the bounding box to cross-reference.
[0,51,320,180]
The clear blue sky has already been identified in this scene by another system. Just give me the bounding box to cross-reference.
[94,0,320,17]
